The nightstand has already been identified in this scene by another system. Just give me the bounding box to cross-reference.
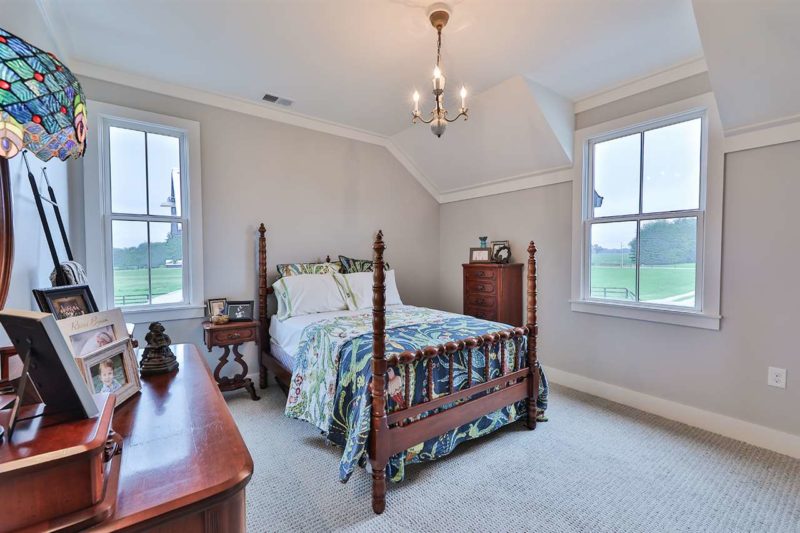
[202,320,260,401]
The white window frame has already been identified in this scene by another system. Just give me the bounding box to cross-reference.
[570,93,723,330]
[84,101,204,322]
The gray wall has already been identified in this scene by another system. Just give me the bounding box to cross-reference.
[71,77,440,373]
[439,138,800,439]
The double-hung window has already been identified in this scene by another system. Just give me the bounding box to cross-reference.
[584,111,706,311]
[103,119,189,307]
[85,101,204,321]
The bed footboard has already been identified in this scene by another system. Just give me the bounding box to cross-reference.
[369,232,538,514]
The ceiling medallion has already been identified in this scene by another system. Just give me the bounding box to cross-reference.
[411,3,468,138]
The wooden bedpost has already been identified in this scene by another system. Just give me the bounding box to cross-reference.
[526,241,539,430]
[258,223,269,389]
[369,230,389,514]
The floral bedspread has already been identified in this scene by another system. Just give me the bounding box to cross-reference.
[284,305,548,482]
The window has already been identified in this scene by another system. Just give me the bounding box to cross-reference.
[104,122,188,307]
[84,101,204,321]
[585,113,704,311]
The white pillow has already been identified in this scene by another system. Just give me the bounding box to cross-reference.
[272,274,348,320]
[336,270,402,310]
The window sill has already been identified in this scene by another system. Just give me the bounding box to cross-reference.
[570,300,721,330]
[120,304,206,324]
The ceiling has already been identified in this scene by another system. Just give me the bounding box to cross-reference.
[4,1,796,201]
[38,0,703,137]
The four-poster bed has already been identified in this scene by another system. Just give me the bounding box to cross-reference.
[256,223,541,514]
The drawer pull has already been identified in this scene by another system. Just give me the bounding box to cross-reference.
[476,271,486,277]
[228,333,241,340]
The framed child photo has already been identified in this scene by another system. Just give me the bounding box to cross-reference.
[207,298,228,317]
[57,308,127,357]
[33,285,98,320]
[75,338,141,406]
[226,300,254,322]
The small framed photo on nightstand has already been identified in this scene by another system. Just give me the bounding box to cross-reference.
[469,248,492,263]
[226,300,254,322]
[207,298,228,317]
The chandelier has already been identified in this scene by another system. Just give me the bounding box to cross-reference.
[411,4,468,138]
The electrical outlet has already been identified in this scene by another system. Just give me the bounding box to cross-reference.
[768,367,787,389]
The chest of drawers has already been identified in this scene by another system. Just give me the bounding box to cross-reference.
[462,263,523,326]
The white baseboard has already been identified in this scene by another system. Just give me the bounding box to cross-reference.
[543,365,800,460]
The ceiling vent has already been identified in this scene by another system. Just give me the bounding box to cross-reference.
[262,93,293,107]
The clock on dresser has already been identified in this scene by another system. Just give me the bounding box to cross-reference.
[462,263,523,326]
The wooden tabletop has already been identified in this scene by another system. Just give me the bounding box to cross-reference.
[87,344,254,531]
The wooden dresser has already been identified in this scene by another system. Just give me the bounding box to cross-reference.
[89,343,253,532]
[463,263,523,326]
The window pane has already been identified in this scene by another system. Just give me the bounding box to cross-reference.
[149,222,183,304]
[147,133,182,216]
[638,217,697,307]
[109,127,147,214]
[642,118,701,213]
[592,133,641,217]
[590,221,637,301]
[112,220,150,306]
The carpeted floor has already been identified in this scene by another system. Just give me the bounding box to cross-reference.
[225,383,800,532]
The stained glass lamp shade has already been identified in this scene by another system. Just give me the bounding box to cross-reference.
[0,27,87,162]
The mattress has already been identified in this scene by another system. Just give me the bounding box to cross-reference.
[267,306,407,371]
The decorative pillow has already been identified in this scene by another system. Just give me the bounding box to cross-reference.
[276,261,342,279]
[272,274,348,320]
[336,270,402,311]
[338,255,391,273]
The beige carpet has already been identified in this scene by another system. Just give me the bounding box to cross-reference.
[225,383,800,532]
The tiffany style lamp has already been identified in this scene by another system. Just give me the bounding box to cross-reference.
[0,26,87,309]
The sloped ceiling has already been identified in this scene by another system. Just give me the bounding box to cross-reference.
[692,0,800,133]
[391,76,573,194]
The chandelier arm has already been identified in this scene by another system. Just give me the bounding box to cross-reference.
[415,114,436,124]
[444,111,468,123]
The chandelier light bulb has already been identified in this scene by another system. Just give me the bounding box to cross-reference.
[413,90,420,103]
[460,86,467,109]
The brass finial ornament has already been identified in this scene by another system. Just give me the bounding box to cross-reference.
[410,3,468,138]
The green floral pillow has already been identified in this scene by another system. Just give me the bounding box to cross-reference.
[338,255,391,273]
[276,261,342,278]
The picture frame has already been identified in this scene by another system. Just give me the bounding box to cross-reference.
[469,247,492,263]
[207,297,228,317]
[75,337,141,406]
[33,285,98,320]
[491,240,511,263]
[226,300,254,322]
[57,309,128,357]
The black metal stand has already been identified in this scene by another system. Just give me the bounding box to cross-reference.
[22,151,73,286]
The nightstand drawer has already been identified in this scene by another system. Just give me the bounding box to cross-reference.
[465,268,497,280]
[466,280,497,294]
[466,293,497,309]
[211,327,255,345]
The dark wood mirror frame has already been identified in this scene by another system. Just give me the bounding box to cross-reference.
[0,157,12,310]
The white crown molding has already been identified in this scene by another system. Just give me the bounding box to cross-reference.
[438,166,573,204]
[724,114,800,153]
[574,57,708,114]
[544,365,800,460]
[70,60,390,147]
[383,142,442,201]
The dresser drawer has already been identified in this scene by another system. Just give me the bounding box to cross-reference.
[466,293,497,309]
[211,327,255,345]
[465,267,497,280]
[464,305,496,321]
[465,279,497,294]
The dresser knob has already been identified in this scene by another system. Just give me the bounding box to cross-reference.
[476,271,485,277]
